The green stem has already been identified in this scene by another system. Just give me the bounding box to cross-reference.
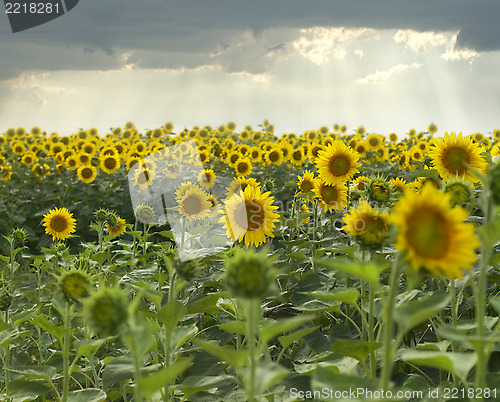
[368,281,376,378]
[4,309,10,397]
[379,255,402,390]
[62,302,73,402]
[246,299,260,402]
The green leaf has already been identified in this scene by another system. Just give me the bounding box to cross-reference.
[74,339,109,359]
[296,299,341,313]
[330,339,382,363]
[90,252,111,265]
[171,324,198,352]
[6,379,52,397]
[158,299,187,331]
[255,360,289,394]
[192,339,247,369]
[137,358,193,400]
[289,251,308,261]
[314,257,380,286]
[187,294,224,315]
[311,367,378,394]
[301,288,359,306]
[278,326,318,350]
[8,365,57,382]
[31,315,66,344]
[490,295,500,316]
[0,328,20,347]
[260,316,314,344]
[67,388,107,402]
[394,292,451,335]
[179,375,234,399]
[217,321,247,336]
[401,350,477,381]
[478,219,500,248]
[159,230,175,240]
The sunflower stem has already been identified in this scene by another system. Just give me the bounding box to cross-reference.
[379,254,402,390]
[246,298,260,402]
[62,302,73,402]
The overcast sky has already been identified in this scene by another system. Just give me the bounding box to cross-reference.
[1,0,500,137]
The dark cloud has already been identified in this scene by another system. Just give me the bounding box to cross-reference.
[0,0,498,81]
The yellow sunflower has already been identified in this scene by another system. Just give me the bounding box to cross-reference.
[106,217,127,236]
[221,185,279,247]
[313,181,348,213]
[429,132,487,182]
[225,177,260,198]
[392,183,480,278]
[248,147,262,163]
[343,201,390,247]
[234,158,253,176]
[198,169,217,188]
[176,184,212,221]
[265,148,283,165]
[289,147,306,166]
[100,155,121,175]
[42,207,77,241]
[77,165,97,184]
[315,141,361,185]
[297,170,317,193]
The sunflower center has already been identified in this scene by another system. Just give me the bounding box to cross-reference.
[320,185,338,203]
[406,209,450,259]
[51,216,68,233]
[292,151,302,161]
[230,154,239,164]
[182,194,204,215]
[105,158,117,169]
[442,146,470,174]
[328,155,350,176]
[81,168,93,179]
[237,162,249,174]
[300,179,314,193]
[269,151,280,162]
[369,138,379,147]
[234,199,265,231]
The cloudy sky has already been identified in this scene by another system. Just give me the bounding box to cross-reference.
[1,0,500,137]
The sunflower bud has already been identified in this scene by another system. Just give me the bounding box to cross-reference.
[58,270,91,303]
[443,178,473,207]
[83,287,129,336]
[174,259,203,282]
[367,177,392,204]
[0,288,12,311]
[11,227,28,244]
[223,247,276,299]
[93,208,109,224]
[106,211,119,228]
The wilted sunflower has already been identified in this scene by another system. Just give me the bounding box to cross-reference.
[316,141,360,185]
[392,183,480,278]
[343,201,390,247]
[106,216,127,236]
[313,181,348,213]
[42,207,77,241]
[221,185,279,247]
[176,183,212,221]
[77,165,97,184]
[100,155,121,174]
[429,132,487,182]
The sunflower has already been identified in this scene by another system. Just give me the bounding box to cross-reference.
[315,141,360,185]
[410,146,425,162]
[221,185,279,247]
[390,177,408,194]
[392,183,480,278]
[343,201,390,247]
[313,181,348,213]
[100,155,121,174]
[248,147,262,163]
[77,165,97,184]
[234,158,252,176]
[0,165,12,181]
[198,169,217,188]
[429,132,487,182]
[176,183,212,221]
[289,147,306,166]
[65,156,79,170]
[428,122,438,134]
[134,204,156,223]
[389,133,398,143]
[493,129,500,142]
[21,153,36,166]
[266,148,283,165]
[42,207,77,241]
[309,143,325,159]
[297,170,317,193]
[443,178,473,206]
[226,177,260,197]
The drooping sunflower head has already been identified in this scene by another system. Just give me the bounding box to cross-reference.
[106,215,127,236]
[134,203,156,224]
[367,177,392,204]
[392,183,480,278]
[429,132,487,182]
[42,207,77,241]
[315,141,360,185]
[342,201,390,247]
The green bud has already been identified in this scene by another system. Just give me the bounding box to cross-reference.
[83,287,129,336]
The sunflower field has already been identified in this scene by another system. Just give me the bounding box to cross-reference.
[1,121,500,401]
